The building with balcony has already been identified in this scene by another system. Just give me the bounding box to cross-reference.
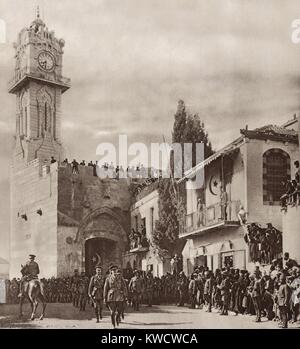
[179,121,299,274]
[123,179,171,277]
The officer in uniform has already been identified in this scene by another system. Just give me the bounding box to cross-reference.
[18,254,40,298]
[145,271,154,307]
[71,269,80,307]
[103,265,128,328]
[88,265,106,322]
[128,270,143,310]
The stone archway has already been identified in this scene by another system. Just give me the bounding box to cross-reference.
[85,237,118,276]
[74,206,129,274]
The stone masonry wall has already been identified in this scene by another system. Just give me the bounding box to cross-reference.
[10,160,58,278]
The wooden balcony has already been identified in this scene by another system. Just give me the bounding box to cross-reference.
[180,200,241,238]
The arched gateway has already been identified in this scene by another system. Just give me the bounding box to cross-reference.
[74,207,128,276]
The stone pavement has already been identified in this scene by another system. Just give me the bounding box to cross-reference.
[0,303,299,329]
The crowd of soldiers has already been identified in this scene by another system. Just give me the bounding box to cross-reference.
[5,277,74,305]
[182,252,300,329]
[4,252,299,329]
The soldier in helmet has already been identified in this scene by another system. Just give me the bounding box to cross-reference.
[88,265,105,322]
[18,254,40,298]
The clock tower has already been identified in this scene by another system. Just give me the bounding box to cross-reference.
[8,9,70,164]
[9,10,131,279]
[9,10,71,278]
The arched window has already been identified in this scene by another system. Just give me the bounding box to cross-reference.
[263,149,291,205]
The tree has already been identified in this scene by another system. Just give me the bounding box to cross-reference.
[153,178,185,256]
[153,100,213,256]
[182,113,213,170]
[172,99,187,144]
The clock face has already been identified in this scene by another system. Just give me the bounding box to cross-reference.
[38,51,55,71]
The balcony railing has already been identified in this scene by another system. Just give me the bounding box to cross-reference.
[182,200,241,236]
[8,67,71,93]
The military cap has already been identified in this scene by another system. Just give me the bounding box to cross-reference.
[109,264,118,270]
[95,265,102,270]
[29,254,36,258]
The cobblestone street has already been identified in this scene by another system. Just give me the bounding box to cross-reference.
[1,303,299,329]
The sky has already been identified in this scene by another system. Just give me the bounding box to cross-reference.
[0,0,300,261]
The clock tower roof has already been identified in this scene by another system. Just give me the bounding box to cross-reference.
[8,6,70,95]
[30,6,46,30]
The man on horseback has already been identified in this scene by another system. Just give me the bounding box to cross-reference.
[18,254,46,321]
[18,254,40,298]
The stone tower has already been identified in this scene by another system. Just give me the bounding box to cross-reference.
[9,11,131,278]
[9,11,71,278]
[8,9,70,165]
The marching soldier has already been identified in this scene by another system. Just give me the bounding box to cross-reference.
[88,265,106,322]
[128,270,143,311]
[103,265,128,328]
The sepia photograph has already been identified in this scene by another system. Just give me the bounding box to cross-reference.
[0,0,299,336]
